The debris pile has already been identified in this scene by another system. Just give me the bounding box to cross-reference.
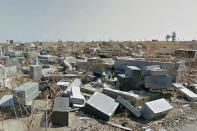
[0,42,196,130]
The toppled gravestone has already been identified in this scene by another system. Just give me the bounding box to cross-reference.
[30,65,42,80]
[85,92,119,121]
[70,85,85,107]
[63,78,81,97]
[0,94,32,116]
[116,96,141,118]
[13,82,39,105]
[62,59,73,74]
[51,96,69,126]
[0,95,14,108]
[173,83,197,101]
[103,87,159,107]
[141,98,173,120]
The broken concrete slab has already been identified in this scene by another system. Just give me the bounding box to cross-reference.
[141,98,173,120]
[173,83,197,101]
[85,92,119,121]
[144,75,172,89]
[116,96,141,118]
[13,82,39,105]
[52,96,69,126]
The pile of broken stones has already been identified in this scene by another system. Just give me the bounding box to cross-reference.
[0,44,197,130]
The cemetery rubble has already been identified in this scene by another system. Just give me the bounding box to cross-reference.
[0,41,197,130]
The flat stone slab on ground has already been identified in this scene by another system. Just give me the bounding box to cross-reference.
[141,98,173,120]
[85,92,119,121]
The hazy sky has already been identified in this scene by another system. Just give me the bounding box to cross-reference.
[0,0,197,42]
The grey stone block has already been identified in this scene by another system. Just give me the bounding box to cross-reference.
[117,74,142,91]
[114,58,179,82]
[13,82,39,105]
[85,92,119,121]
[116,96,141,118]
[30,65,42,80]
[144,76,172,89]
[141,98,173,120]
[81,75,97,84]
[63,78,81,97]
[0,95,14,107]
[103,88,159,107]
[70,86,85,105]
[4,66,17,78]
[125,66,142,77]
[52,97,69,126]
[144,69,168,76]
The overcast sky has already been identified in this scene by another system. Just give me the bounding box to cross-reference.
[0,0,197,42]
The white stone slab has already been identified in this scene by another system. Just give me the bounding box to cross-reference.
[141,98,173,120]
